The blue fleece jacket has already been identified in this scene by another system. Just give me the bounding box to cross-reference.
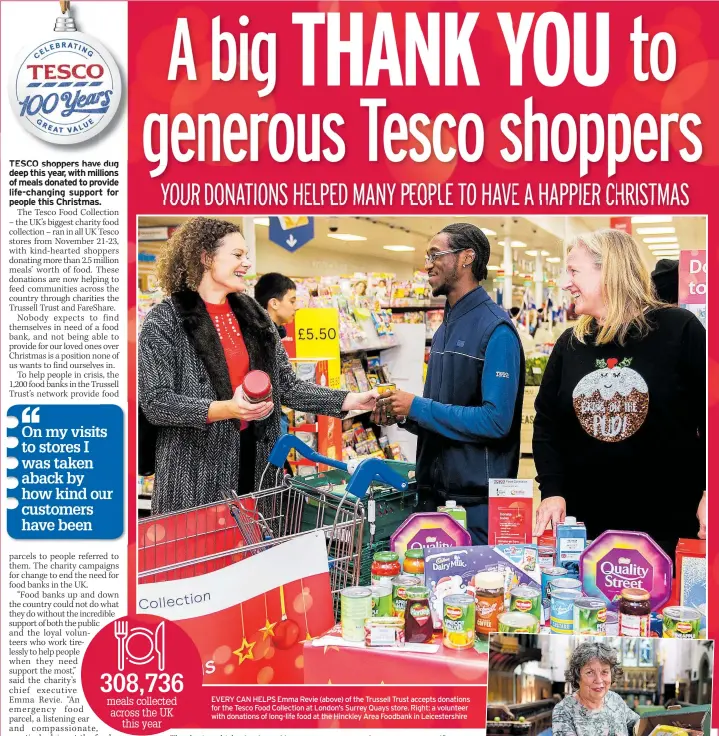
[409,324,520,441]
[402,286,525,503]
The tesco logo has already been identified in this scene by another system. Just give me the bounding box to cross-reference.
[25,63,104,81]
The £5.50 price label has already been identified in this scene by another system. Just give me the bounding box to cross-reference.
[294,308,340,361]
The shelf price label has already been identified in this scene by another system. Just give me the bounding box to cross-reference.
[295,308,340,360]
[294,308,341,390]
[297,326,337,341]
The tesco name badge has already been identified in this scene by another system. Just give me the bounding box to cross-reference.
[8,9,121,144]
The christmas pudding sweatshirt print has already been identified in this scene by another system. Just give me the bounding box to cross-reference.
[533,307,705,550]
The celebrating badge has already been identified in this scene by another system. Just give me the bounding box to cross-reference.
[8,1,122,144]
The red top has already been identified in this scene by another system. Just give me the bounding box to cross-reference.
[205,300,250,429]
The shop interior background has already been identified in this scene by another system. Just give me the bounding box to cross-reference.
[135,214,706,515]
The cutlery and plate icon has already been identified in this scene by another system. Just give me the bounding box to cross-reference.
[114,619,165,671]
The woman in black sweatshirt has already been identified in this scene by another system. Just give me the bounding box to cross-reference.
[532,229,706,560]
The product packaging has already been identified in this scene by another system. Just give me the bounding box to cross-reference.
[488,478,534,544]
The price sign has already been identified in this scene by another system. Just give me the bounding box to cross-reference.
[295,308,339,357]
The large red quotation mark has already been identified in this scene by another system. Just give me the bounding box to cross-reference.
[26,63,104,80]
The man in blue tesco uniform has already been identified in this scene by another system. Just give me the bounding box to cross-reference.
[374,223,525,544]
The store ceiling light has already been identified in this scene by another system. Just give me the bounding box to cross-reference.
[327,233,368,242]
[510,240,527,248]
[635,227,675,235]
[481,228,497,237]
[631,216,673,224]
[647,243,680,251]
[546,257,562,263]
[656,255,679,261]
[254,217,270,226]
[487,265,501,271]
[652,249,681,256]
[643,236,677,244]
[525,250,538,256]
[383,245,415,252]
[541,250,550,256]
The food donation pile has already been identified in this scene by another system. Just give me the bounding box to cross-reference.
[335,510,704,650]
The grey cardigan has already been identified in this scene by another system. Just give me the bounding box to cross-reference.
[138,290,348,514]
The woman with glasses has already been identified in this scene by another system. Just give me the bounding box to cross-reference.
[373,222,525,544]
[138,217,378,514]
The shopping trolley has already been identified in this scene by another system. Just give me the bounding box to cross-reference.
[138,435,410,611]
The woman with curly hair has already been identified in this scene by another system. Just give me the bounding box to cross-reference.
[139,217,377,514]
[552,641,639,736]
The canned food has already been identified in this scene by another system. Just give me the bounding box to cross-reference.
[541,566,568,601]
[376,383,397,395]
[364,617,405,647]
[550,589,582,635]
[341,587,372,642]
[443,594,476,650]
[662,607,701,639]
[605,611,619,636]
[549,577,582,599]
[369,585,392,617]
[650,611,664,638]
[391,575,421,619]
[573,597,607,636]
[510,585,542,621]
[498,611,539,633]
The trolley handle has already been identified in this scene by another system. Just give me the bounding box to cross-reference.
[268,434,348,472]
[267,435,409,499]
[345,457,409,498]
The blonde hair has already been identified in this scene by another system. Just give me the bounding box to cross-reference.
[569,229,666,346]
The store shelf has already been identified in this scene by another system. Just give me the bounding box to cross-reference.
[289,423,319,433]
[345,409,372,420]
[138,496,152,512]
[381,301,446,311]
[341,341,399,355]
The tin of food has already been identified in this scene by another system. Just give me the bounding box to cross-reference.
[369,585,393,617]
[510,585,542,621]
[376,383,397,395]
[498,611,539,634]
[550,589,582,634]
[662,606,701,639]
[341,587,373,642]
[443,594,476,650]
[573,597,607,635]
[364,617,405,647]
[549,577,582,596]
[605,610,619,636]
[541,566,568,601]
[391,575,422,619]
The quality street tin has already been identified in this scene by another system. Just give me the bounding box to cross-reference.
[573,597,607,635]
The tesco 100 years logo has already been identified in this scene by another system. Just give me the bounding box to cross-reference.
[10,36,122,144]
